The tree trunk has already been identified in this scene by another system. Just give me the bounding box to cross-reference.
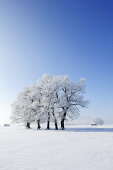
[61,112,66,130]
[37,120,41,129]
[52,108,58,130]
[55,121,58,130]
[46,112,50,130]
[47,120,50,129]
[26,122,30,128]
[61,119,65,130]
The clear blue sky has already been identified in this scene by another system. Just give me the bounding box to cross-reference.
[0,0,113,124]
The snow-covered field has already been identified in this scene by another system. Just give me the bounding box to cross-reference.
[0,125,113,170]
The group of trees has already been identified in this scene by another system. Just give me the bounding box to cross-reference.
[11,74,88,130]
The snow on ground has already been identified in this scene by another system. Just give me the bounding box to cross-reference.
[0,124,113,170]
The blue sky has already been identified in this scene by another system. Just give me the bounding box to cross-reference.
[0,0,113,124]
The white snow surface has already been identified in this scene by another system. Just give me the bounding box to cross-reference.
[0,124,113,170]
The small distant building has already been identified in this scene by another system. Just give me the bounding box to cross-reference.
[4,124,10,127]
[91,118,104,126]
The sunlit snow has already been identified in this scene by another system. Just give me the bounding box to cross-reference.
[0,124,113,170]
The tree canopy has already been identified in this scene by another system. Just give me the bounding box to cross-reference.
[11,74,89,129]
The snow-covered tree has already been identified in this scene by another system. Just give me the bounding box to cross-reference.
[11,85,37,128]
[37,74,66,130]
[11,74,89,130]
[93,118,104,125]
[30,84,45,129]
[59,78,88,129]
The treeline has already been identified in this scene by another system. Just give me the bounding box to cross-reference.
[11,74,88,130]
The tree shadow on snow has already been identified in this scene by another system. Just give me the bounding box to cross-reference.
[64,127,113,132]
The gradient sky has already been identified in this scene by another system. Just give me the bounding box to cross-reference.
[0,0,113,124]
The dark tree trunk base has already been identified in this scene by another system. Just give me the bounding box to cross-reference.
[37,120,41,130]
[45,128,50,130]
[61,119,65,130]
[55,122,58,130]
[26,123,30,129]
[47,120,50,130]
